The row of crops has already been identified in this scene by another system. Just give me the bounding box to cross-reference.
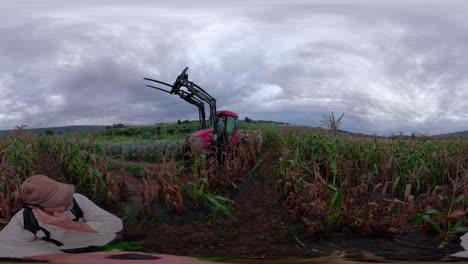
[86,121,280,142]
[0,130,263,225]
[1,126,466,243]
[268,127,468,242]
[84,140,186,162]
[96,123,199,141]
[0,134,119,223]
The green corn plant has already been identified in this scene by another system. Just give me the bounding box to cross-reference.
[185,154,234,217]
[204,193,234,218]
[326,184,343,227]
[186,177,209,202]
[415,183,467,242]
[2,136,39,179]
[324,141,343,229]
[184,178,234,217]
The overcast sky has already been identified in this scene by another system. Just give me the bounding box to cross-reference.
[0,0,467,135]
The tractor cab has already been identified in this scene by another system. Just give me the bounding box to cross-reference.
[215,110,239,146]
[189,111,239,147]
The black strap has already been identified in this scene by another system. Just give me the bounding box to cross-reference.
[23,207,63,246]
[23,207,40,234]
[38,226,63,246]
[23,198,83,246]
[70,198,83,221]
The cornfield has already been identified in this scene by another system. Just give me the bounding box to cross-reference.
[0,129,263,224]
[271,127,468,240]
[1,126,466,242]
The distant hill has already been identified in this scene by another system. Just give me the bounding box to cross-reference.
[437,130,468,138]
[0,125,106,136]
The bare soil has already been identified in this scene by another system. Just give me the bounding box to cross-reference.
[121,147,464,261]
[37,148,465,261]
[127,149,303,258]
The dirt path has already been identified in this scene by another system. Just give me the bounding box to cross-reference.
[133,148,302,258]
[123,148,463,262]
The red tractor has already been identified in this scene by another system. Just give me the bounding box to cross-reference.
[144,67,254,149]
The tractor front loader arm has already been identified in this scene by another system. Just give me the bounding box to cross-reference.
[144,67,217,131]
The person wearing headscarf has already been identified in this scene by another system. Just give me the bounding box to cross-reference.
[0,175,122,258]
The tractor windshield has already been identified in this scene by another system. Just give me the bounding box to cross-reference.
[217,115,238,141]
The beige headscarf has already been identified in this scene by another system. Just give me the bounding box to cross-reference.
[20,175,74,208]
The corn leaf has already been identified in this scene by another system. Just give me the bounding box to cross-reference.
[422,215,443,233]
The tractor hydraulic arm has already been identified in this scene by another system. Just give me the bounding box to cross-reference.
[144,67,217,130]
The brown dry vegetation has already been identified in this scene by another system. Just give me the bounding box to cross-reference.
[0,126,467,261]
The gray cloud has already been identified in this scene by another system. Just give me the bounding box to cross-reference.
[0,0,467,135]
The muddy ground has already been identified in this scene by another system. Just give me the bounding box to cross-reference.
[124,149,302,258]
[120,149,464,261]
[38,148,465,262]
